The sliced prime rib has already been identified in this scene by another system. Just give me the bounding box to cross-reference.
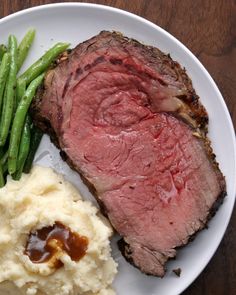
[31,31,226,277]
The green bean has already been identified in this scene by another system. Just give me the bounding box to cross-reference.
[23,126,43,173]
[0,35,17,147]
[0,135,9,159]
[0,52,10,114]
[17,29,35,72]
[18,42,69,86]
[0,162,4,187]
[2,161,8,175]
[0,147,3,159]
[13,116,31,180]
[8,73,44,174]
[0,150,8,166]
[0,45,7,63]
[16,78,26,104]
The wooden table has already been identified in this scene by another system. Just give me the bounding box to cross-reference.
[0,1,235,294]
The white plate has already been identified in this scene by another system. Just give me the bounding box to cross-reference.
[0,3,235,295]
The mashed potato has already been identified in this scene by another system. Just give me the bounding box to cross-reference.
[0,166,117,295]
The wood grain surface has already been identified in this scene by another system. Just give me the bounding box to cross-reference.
[0,1,235,294]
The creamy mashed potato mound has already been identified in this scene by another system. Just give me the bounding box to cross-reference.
[0,166,117,295]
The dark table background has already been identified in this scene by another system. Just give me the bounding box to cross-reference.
[0,1,235,294]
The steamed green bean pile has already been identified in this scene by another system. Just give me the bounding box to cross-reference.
[0,29,69,186]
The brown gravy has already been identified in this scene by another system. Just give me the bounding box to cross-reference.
[24,221,88,268]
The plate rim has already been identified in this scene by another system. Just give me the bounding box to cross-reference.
[0,2,236,294]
